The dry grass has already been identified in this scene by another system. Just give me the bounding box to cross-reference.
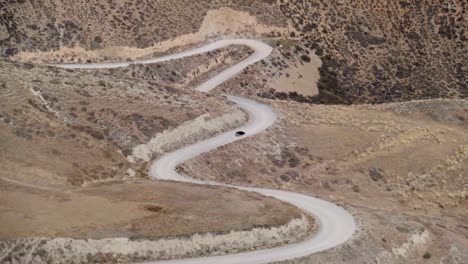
[0,179,302,240]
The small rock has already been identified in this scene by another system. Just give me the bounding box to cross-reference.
[126,168,136,177]
[352,185,360,192]
[369,167,384,181]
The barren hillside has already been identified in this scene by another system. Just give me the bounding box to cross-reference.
[181,98,468,263]
[1,0,466,103]
[0,1,467,263]
[0,56,312,262]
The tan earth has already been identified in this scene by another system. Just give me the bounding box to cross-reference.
[274,52,321,96]
[0,179,301,240]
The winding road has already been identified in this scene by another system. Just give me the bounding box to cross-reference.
[56,39,356,264]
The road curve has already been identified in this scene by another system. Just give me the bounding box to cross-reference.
[55,39,356,264]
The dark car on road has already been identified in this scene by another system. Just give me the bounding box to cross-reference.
[235,131,245,137]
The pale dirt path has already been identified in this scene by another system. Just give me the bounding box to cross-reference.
[0,177,55,191]
[55,38,356,264]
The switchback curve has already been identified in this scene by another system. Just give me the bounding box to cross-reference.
[55,38,356,264]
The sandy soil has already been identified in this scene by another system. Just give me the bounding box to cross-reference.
[274,51,321,96]
[0,179,303,240]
